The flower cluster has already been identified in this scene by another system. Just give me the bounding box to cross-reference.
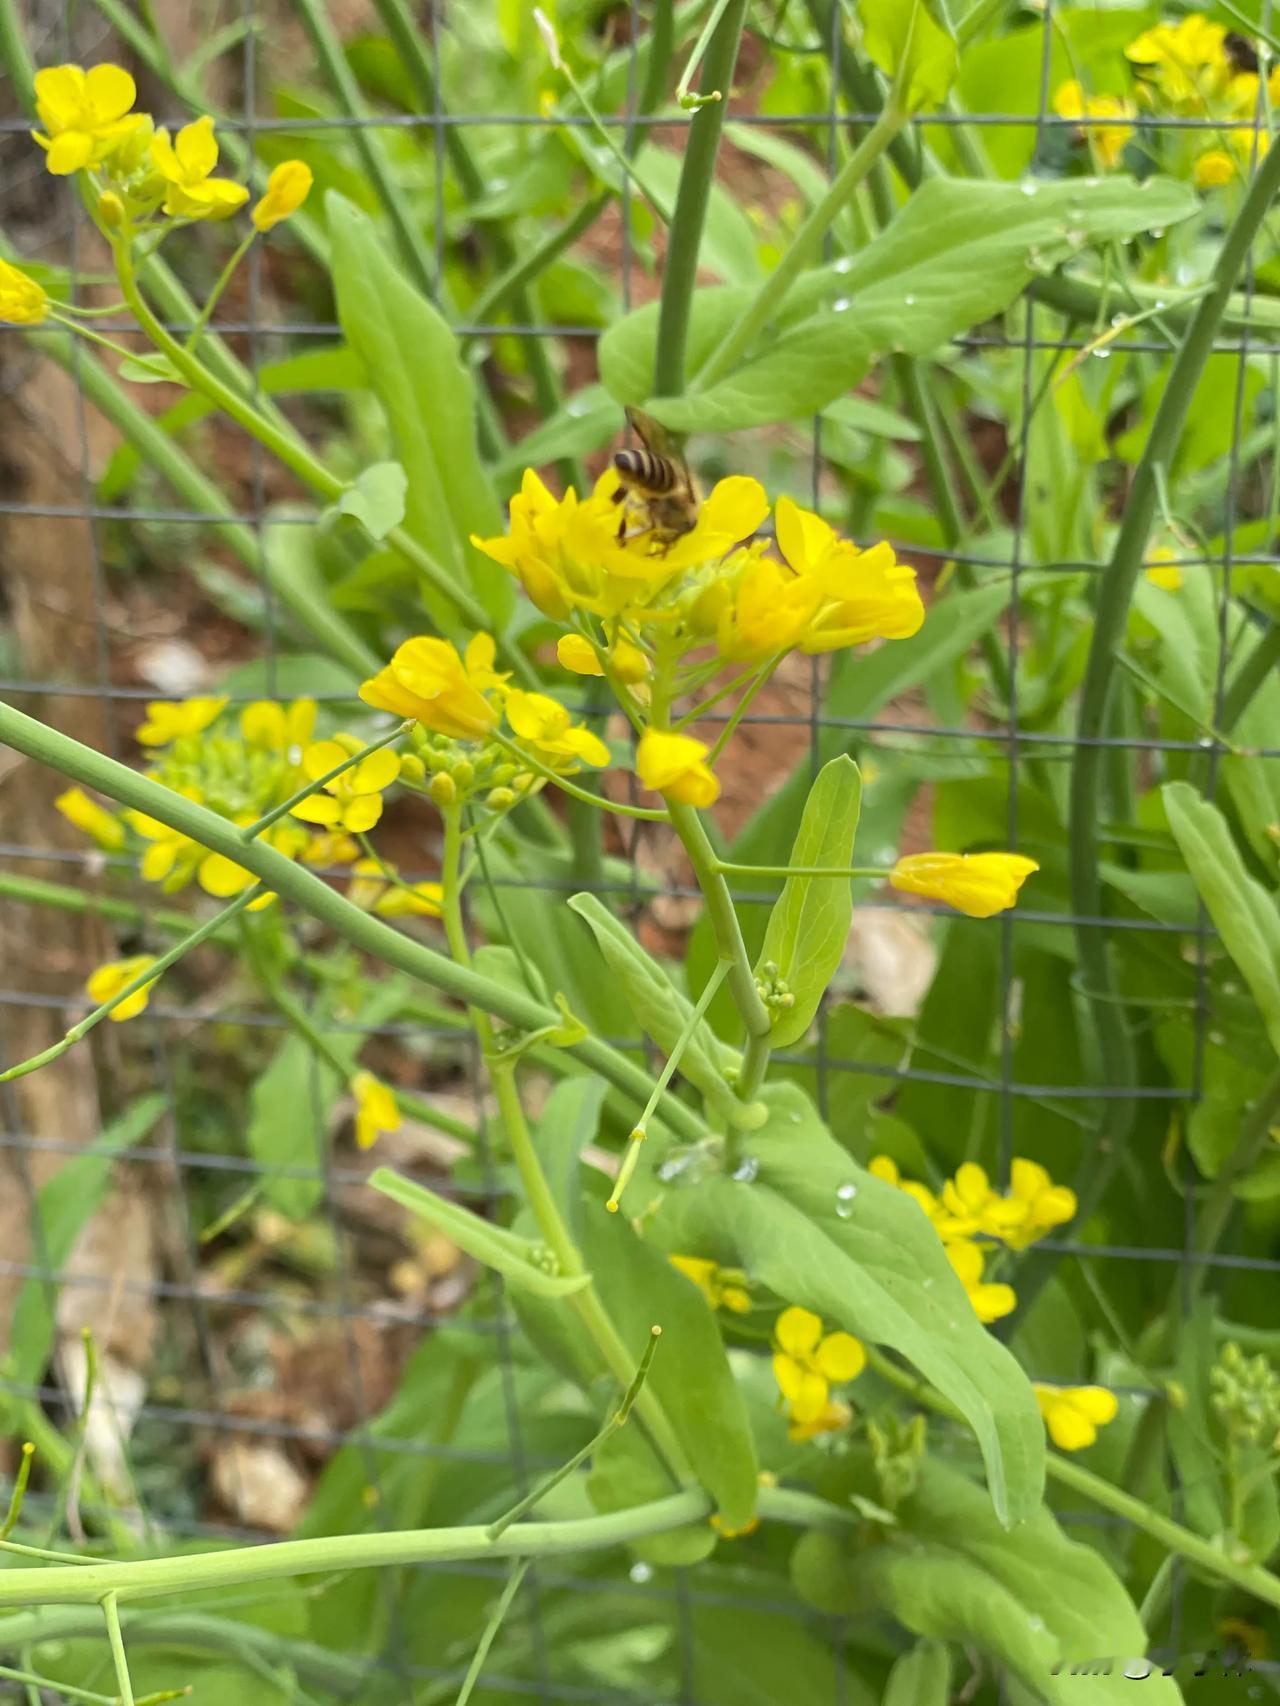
[1053,15,1276,188]
[870,1155,1077,1324]
[771,1305,866,1441]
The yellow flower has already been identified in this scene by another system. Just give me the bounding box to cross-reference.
[774,497,924,652]
[55,786,124,850]
[251,160,313,231]
[150,117,249,220]
[32,63,142,175]
[936,1159,1076,1248]
[635,729,719,808]
[1034,1383,1118,1451]
[301,831,361,867]
[136,697,227,748]
[86,953,159,1022]
[360,633,502,740]
[716,552,823,662]
[1003,1158,1078,1250]
[787,1399,853,1443]
[0,258,49,325]
[1051,79,1135,169]
[504,689,610,771]
[889,851,1039,918]
[1194,149,1237,189]
[1125,15,1230,104]
[239,698,317,754]
[291,736,401,834]
[194,823,304,909]
[556,632,650,683]
[345,857,443,917]
[670,1255,751,1313]
[352,1070,400,1150]
[867,1154,944,1224]
[773,1306,864,1436]
[1145,545,1185,589]
[946,1238,1016,1324]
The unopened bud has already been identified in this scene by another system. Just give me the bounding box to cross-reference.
[451,758,474,788]
[98,191,126,229]
[486,786,516,812]
[398,753,426,785]
[513,771,535,793]
[428,772,457,807]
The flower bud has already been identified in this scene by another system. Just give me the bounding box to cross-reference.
[97,190,126,229]
[451,758,474,788]
[486,786,516,812]
[398,753,426,785]
[428,772,457,807]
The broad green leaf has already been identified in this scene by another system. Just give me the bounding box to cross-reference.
[599,176,1198,431]
[118,352,187,385]
[587,1426,716,1566]
[584,1194,760,1534]
[7,1093,167,1385]
[653,1084,1044,1526]
[863,0,958,111]
[536,1074,610,1247]
[326,192,513,632]
[689,1603,876,1706]
[884,1641,952,1706]
[568,891,744,1126]
[369,1168,590,1298]
[797,1460,1180,1702]
[262,515,382,677]
[757,755,862,1047]
[320,460,408,541]
[1163,781,1280,1057]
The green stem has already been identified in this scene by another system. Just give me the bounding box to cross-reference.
[692,101,908,395]
[0,1663,116,1705]
[101,1593,135,1706]
[184,233,255,354]
[667,802,772,1099]
[1221,623,1280,729]
[1066,139,1280,1227]
[714,862,884,879]
[454,1559,529,1706]
[653,0,749,395]
[0,700,708,1145]
[0,886,265,1082]
[489,730,669,820]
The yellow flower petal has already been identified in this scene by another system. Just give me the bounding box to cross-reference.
[86,953,158,1022]
[352,748,401,794]
[197,852,257,897]
[83,63,137,124]
[775,1304,823,1359]
[251,159,313,231]
[291,794,343,826]
[816,1331,865,1383]
[45,131,95,174]
[55,786,124,851]
[557,633,604,676]
[889,851,1039,919]
[175,115,218,178]
[341,794,384,834]
[635,729,719,806]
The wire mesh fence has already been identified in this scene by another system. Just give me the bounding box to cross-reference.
[1,0,1279,1699]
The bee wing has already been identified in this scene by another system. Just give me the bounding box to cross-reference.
[623,407,695,494]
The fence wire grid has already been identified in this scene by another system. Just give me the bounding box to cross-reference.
[0,0,1278,1701]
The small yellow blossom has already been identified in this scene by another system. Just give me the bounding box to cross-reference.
[346,857,443,918]
[291,736,400,834]
[352,1070,400,1150]
[935,1159,1076,1248]
[1034,1383,1118,1451]
[301,831,361,867]
[1194,149,1238,188]
[239,698,317,754]
[55,786,124,850]
[774,496,924,652]
[1145,545,1185,589]
[1125,15,1231,104]
[867,1154,944,1223]
[197,822,305,909]
[1052,80,1135,169]
[136,697,227,748]
[716,553,823,662]
[150,117,249,220]
[32,63,142,175]
[251,160,313,231]
[360,633,502,740]
[946,1238,1017,1324]
[889,851,1039,918]
[86,953,159,1022]
[636,729,719,808]
[504,689,610,772]
[556,632,650,682]
[772,1305,865,1437]
[0,258,49,325]
[670,1255,751,1313]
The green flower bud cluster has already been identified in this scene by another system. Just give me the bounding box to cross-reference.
[1211,1342,1280,1450]
[527,1242,560,1277]
[155,733,296,820]
[868,1412,927,1509]
[754,960,796,1015]
[407,727,537,815]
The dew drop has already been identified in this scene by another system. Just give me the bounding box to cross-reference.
[832,296,853,313]
[835,1181,858,1219]
[629,1561,654,1584]
[1028,1614,1046,1635]
[1110,313,1129,328]
[903,292,917,306]
[1150,226,1166,240]
[1092,347,1112,361]
[1019,179,1039,196]
[733,1155,760,1184]
[1124,1660,1154,1680]
[832,256,854,273]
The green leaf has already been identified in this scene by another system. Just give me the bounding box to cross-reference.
[863,0,958,111]
[586,1426,716,1566]
[320,460,408,541]
[6,1093,167,1386]
[118,351,188,385]
[536,1075,609,1247]
[1163,781,1280,1057]
[599,177,1198,431]
[653,1084,1044,1526]
[757,756,862,1047]
[326,192,513,632]
[884,1641,952,1706]
[568,891,744,1126]
[369,1168,591,1297]
[584,1195,760,1533]
[798,1459,1180,1702]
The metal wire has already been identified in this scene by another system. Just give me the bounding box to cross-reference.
[1,1,1278,1701]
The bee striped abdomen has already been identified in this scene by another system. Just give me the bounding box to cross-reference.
[613,449,679,493]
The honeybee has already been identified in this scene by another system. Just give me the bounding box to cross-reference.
[611,407,699,548]
[1224,29,1260,73]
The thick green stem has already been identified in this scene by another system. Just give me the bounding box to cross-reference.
[668,802,772,1098]
[1066,138,1280,1220]
[693,102,908,395]
[0,701,708,1145]
[653,0,749,395]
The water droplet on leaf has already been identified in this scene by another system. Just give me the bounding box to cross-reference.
[835,1181,858,1219]
[732,1156,760,1184]
[629,1561,654,1584]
